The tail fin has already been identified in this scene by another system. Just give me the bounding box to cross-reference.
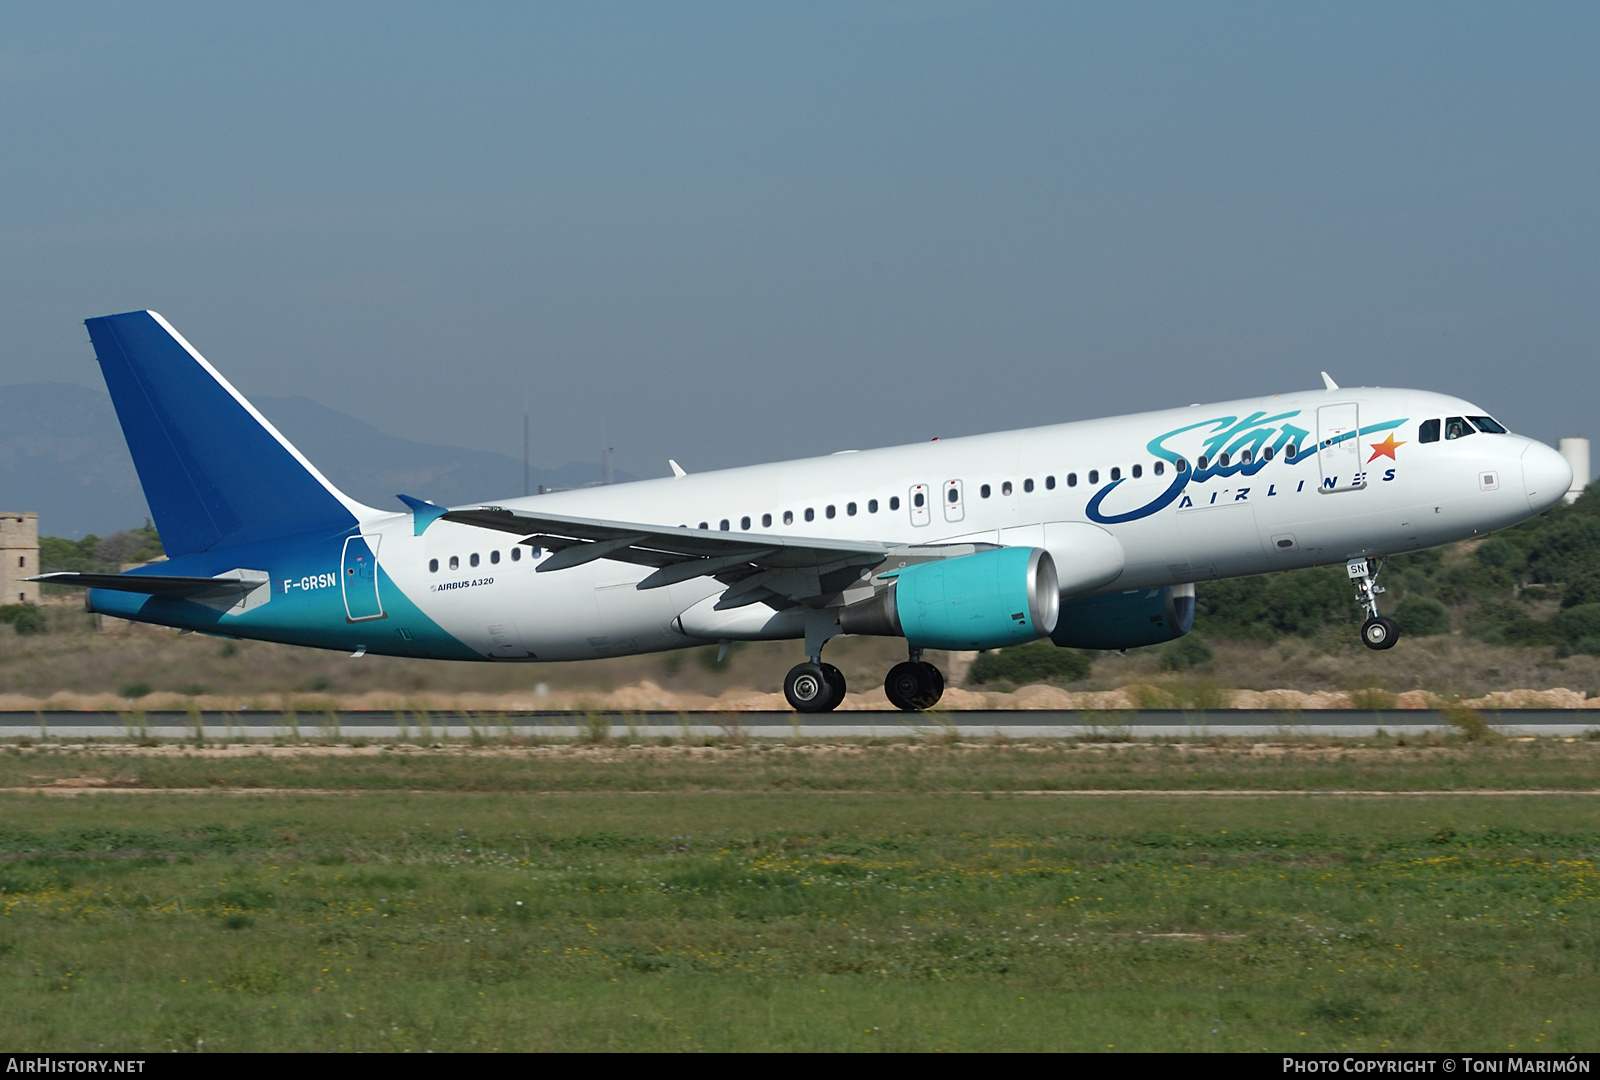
[86,310,373,557]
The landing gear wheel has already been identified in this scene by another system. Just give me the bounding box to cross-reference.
[885,661,943,712]
[785,662,839,713]
[821,663,847,711]
[1361,616,1399,651]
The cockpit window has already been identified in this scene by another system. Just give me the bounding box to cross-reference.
[1419,419,1440,444]
[1444,416,1474,440]
[1468,415,1508,434]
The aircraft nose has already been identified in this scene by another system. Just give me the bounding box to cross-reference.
[1521,440,1574,514]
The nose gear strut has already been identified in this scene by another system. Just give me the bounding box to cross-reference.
[1349,556,1399,650]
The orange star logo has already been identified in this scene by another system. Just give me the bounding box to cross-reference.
[1366,433,1405,463]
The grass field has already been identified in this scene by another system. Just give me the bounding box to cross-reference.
[0,741,1597,1052]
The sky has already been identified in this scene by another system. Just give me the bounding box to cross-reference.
[2,2,1596,481]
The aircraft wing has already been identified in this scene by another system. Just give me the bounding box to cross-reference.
[440,506,977,609]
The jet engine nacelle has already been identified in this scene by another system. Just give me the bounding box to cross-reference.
[1048,583,1195,651]
[841,547,1060,651]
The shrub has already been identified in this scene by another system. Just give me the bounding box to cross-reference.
[1525,516,1600,584]
[1465,600,1557,646]
[1554,604,1600,656]
[1562,570,1600,609]
[1195,568,1355,640]
[0,604,46,635]
[966,641,1091,686]
[1391,597,1449,637]
[1160,633,1214,671]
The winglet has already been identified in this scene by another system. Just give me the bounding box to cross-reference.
[397,494,448,536]
[668,459,687,478]
[1321,371,1339,391]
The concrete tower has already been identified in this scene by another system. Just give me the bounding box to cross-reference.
[1558,438,1590,505]
[0,513,39,605]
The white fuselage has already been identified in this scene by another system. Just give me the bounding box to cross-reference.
[359,387,1567,661]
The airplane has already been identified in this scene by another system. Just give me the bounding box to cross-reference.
[35,310,1573,712]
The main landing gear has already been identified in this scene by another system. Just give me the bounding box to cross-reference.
[1349,556,1399,651]
[783,661,847,713]
[884,655,944,712]
[783,649,947,713]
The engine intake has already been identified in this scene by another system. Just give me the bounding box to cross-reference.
[841,547,1059,651]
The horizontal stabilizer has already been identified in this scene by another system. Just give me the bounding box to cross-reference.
[30,570,272,616]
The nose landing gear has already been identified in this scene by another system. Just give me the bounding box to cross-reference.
[1349,556,1399,651]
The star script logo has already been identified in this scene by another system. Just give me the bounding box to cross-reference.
[1367,433,1405,463]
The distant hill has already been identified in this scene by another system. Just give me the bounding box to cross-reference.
[0,383,631,539]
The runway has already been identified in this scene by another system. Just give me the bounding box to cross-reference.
[2,708,1596,740]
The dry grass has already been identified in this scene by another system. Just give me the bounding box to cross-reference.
[4,606,1599,707]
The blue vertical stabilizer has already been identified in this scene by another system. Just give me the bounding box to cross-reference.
[85,311,364,556]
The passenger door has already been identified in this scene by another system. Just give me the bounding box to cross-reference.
[1317,404,1365,493]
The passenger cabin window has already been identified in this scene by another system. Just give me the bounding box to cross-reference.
[1024,478,1034,492]
[1067,473,1078,487]
[1261,448,1273,462]
[1197,455,1208,470]
[868,499,878,513]
[805,508,815,521]
[1469,415,1507,434]
[1419,419,1440,443]
[783,511,794,525]
[1176,458,1188,472]
[470,553,480,567]
[826,505,836,518]
[1445,416,1474,440]
[449,556,459,571]
[1045,475,1056,489]
[1088,470,1099,484]
[846,503,856,516]
[720,519,730,531]
[912,492,924,508]
[490,550,500,564]
[698,522,708,530]
[1110,467,1121,481]
[511,548,522,561]
[1241,450,1252,464]
[980,484,991,498]
[741,516,751,530]
[429,558,439,573]
[1130,465,1141,479]
[946,487,958,504]
[1154,461,1165,475]
[889,496,900,511]
[1218,453,1229,468]
[1285,445,1298,460]
[1001,481,1013,495]
[763,513,773,527]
